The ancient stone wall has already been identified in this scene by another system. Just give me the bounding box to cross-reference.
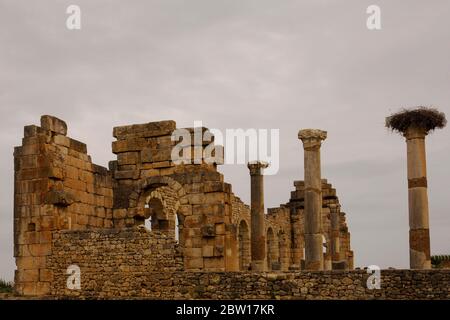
[47,227,182,298]
[14,116,113,296]
[266,207,291,271]
[49,269,450,300]
[13,115,356,297]
[109,121,239,272]
[231,195,251,270]
[284,179,354,270]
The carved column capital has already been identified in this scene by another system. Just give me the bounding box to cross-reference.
[298,129,327,150]
[247,161,269,176]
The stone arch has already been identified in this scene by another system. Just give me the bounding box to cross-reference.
[266,227,279,271]
[129,176,187,209]
[238,219,250,271]
[130,176,188,245]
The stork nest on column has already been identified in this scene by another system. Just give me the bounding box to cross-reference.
[386,107,447,134]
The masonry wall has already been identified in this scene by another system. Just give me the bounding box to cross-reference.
[110,121,239,272]
[13,115,356,297]
[14,116,113,296]
[48,227,183,298]
[49,269,450,300]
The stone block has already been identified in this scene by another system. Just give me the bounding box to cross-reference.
[201,224,216,237]
[64,178,86,191]
[204,181,225,193]
[46,166,64,180]
[53,135,70,147]
[185,258,204,269]
[114,170,139,180]
[36,282,51,296]
[204,192,225,204]
[39,269,53,282]
[215,223,226,235]
[202,245,214,257]
[113,120,176,139]
[203,257,224,269]
[160,167,175,175]
[44,190,75,207]
[178,205,192,216]
[21,282,37,296]
[113,209,127,219]
[29,243,52,256]
[39,231,52,244]
[112,138,147,154]
[140,169,160,179]
[17,269,39,282]
[117,152,139,165]
[214,245,224,257]
[41,115,67,136]
[24,125,46,138]
[65,166,79,180]
[192,204,225,216]
[152,161,172,168]
[69,138,87,154]
[141,147,172,163]
[16,256,46,269]
[187,193,206,205]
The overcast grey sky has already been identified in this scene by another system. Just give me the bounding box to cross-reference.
[1,0,449,281]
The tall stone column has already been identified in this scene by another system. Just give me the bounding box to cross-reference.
[329,204,341,263]
[298,129,327,270]
[405,127,431,269]
[386,107,446,269]
[247,161,269,271]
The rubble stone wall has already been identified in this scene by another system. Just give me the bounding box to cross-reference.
[49,269,450,300]
[48,227,183,297]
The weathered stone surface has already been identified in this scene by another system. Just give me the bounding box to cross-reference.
[13,116,359,299]
[41,115,67,136]
[44,190,75,207]
[113,121,176,139]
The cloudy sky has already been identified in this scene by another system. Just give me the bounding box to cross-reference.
[1,0,449,281]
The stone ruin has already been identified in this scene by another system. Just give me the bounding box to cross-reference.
[13,115,355,297]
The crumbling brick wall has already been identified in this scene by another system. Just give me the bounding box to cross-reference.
[14,116,113,296]
[109,121,239,272]
[283,179,354,270]
[13,115,355,297]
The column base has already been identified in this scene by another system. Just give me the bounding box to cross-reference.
[304,233,324,271]
[251,260,266,272]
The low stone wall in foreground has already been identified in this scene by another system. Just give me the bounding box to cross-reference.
[50,269,450,300]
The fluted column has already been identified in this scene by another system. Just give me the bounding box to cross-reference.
[405,127,431,269]
[247,161,269,271]
[298,129,327,271]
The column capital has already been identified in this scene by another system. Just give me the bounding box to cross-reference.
[247,161,269,176]
[404,126,427,140]
[298,129,327,149]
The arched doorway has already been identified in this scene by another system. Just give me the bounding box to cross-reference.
[137,186,180,241]
[238,220,250,271]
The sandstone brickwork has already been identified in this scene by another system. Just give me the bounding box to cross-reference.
[14,115,355,298]
[14,116,113,296]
